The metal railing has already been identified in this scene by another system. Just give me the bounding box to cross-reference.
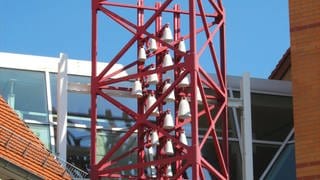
[55,155,89,179]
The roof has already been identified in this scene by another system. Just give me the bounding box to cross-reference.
[0,96,71,179]
[269,48,291,80]
[0,52,128,78]
[227,75,292,96]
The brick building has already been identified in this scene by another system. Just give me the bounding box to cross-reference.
[289,0,320,178]
[269,1,320,178]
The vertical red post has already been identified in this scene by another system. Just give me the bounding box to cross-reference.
[90,0,98,179]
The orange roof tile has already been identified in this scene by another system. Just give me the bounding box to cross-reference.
[0,96,71,179]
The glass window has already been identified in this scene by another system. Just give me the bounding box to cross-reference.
[251,94,293,142]
[66,127,91,172]
[28,124,51,149]
[199,141,242,180]
[265,144,296,179]
[0,68,49,122]
[50,73,90,116]
[66,127,137,174]
[253,143,279,178]
[50,73,136,128]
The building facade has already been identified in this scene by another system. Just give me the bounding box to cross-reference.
[0,52,295,179]
[289,0,320,178]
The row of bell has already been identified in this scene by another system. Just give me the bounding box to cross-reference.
[149,130,188,152]
[142,69,191,86]
[138,42,186,63]
[138,25,187,62]
[132,78,203,101]
[134,89,202,117]
[145,143,179,178]
[144,93,193,118]
[147,164,173,178]
[138,25,188,178]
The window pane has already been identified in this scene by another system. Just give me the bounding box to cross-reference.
[253,143,279,178]
[66,127,137,175]
[28,124,51,149]
[252,94,293,141]
[0,68,48,122]
[265,144,296,179]
[67,127,90,172]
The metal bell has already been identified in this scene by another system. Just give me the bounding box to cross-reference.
[162,52,173,67]
[161,25,173,43]
[145,146,155,162]
[147,146,155,158]
[166,164,173,177]
[148,38,157,52]
[179,129,188,145]
[164,139,174,155]
[131,79,143,98]
[145,92,159,116]
[138,46,147,62]
[147,65,159,85]
[163,110,174,130]
[150,165,157,178]
[151,131,159,145]
[178,70,190,87]
[162,81,175,102]
[178,97,191,119]
[196,86,203,102]
[178,39,186,53]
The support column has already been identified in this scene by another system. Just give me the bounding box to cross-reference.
[240,72,253,180]
[45,71,56,153]
[57,53,68,161]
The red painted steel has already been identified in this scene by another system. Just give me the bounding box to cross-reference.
[91,0,228,179]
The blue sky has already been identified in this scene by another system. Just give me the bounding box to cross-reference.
[0,0,289,78]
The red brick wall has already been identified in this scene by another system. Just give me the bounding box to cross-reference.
[289,0,320,178]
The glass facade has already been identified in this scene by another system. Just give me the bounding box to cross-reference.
[0,68,50,149]
[0,66,295,179]
[0,68,49,122]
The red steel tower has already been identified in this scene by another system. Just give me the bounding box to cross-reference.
[90,0,228,179]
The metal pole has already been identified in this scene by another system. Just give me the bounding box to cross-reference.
[45,71,56,153]
[241,72,254,180]
[57,53,68,161]
[90,0,98,178]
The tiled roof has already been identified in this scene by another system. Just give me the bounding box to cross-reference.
[0,96,71,179]
[269,48,291,80]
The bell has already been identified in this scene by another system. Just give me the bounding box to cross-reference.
[147,65,159,85]
[165,139,174,155]
[147,146,155,158]
[178,97,191,119]
[162,81,175,102]
[162,52,173,67]
[131,79,143,98]
[146,92,159,116]
[161,25,173,43]
[150,165,157,178]
[179,129,188,145]
[196,86,203,102]
[166,164,173,177]
[138,46,147,62]
[148,38,157,52]
[151,131,159,145]
[178,39,186,53]
[178,70,190,87]
[163,110,174,129]
[145,146,155,162]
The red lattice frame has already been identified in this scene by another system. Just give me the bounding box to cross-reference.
[90,0,228,179]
